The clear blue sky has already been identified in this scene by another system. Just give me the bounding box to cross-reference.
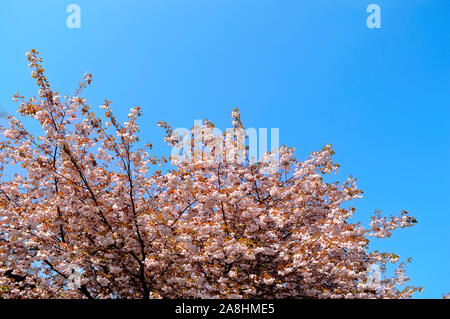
[1,0,448,298]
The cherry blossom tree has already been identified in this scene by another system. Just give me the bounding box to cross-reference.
[0,50,422,299]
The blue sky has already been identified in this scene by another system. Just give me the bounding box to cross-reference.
[0,0,448,298]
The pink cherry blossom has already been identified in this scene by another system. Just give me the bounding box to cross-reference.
[0,50,423,299]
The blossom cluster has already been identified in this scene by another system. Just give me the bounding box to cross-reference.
[0,51,421,299]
